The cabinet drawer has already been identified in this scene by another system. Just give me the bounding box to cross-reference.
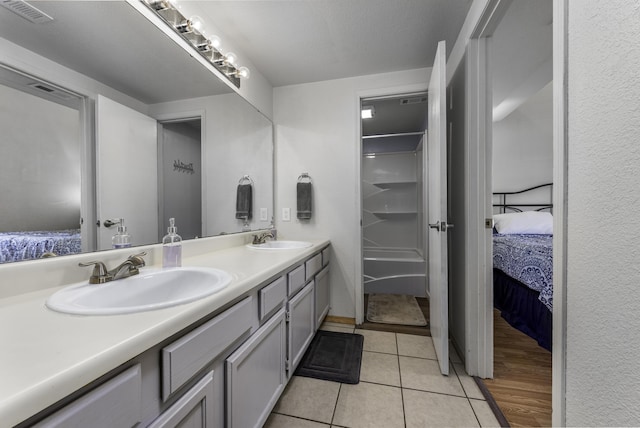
[33,364,141,428]
[148,372,214,428]
[259,276,286,321]
[287,264,305,296]
[305,254,322,281]
[322,247,330,267]
[162,296,253,400]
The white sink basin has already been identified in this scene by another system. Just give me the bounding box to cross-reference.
[46,267,232,315]
[248,240,313,250]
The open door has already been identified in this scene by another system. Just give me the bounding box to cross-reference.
[428,41,450,375]
[96,95,158,250]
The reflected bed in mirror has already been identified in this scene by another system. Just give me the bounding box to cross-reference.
[0,1,274,264]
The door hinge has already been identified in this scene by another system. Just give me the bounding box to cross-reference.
[285,359,290,372]
[485,218,494,229]
[285,311,290,322]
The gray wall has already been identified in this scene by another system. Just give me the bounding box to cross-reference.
[0,84,80,232]
[447,53,468,358]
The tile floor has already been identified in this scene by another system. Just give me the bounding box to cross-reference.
[265,322,501,428]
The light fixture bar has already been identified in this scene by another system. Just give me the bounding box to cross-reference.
[141,0,249,88]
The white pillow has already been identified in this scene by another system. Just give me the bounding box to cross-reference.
[493,211,553,235]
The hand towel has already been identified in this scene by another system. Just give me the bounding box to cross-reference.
[236,183,253,219]
[297,182,312,219]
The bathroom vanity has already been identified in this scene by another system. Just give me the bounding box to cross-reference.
[0,235,330,428]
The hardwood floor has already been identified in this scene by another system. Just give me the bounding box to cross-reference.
[481,309,552,427]
[357,294,431,336]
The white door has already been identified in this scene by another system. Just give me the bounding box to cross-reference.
[427,41,450,375]
[96,95,158,250]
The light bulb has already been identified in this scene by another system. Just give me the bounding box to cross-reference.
[208,35,222,49]
[225,52,237,65]
[189,15,204,32]
[237,66,250,79]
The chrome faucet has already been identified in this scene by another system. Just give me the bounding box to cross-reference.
[252,232,274,245]
[79,252,147,284]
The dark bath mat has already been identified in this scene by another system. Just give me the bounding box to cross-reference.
[295,330,364,384]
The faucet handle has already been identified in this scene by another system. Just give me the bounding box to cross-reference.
[127,251,147,267]
[78,261,110,284]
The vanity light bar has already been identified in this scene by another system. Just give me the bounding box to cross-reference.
[141,0,249,88]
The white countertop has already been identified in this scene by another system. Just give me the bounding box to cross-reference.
[0,238,329,426]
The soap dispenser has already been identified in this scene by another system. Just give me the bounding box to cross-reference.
[162,218,182,268]
[112,218,132,249]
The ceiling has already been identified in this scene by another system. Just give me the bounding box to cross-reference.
[184,0,472,87]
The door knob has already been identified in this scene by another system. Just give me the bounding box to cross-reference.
[429,222,441,231]
[429,221,454,232]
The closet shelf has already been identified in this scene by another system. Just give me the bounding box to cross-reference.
[372,181,417,188]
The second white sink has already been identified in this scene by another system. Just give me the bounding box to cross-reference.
[248,240,313,250]
[46,267,232,315]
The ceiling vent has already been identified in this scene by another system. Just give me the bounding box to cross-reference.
[400,96,427,105]
[0,0,53,24]
[28,82,77,101]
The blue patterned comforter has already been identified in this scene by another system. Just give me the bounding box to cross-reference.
[0,230,82,263]
[493,233,553,311]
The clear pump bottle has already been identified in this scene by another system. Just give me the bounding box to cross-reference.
[112,218,132,249]
[162,218,182,268]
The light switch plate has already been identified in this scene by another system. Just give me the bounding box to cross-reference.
[282,207,291,221]
[260,208,268,221]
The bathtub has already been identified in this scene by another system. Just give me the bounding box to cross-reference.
[363,248,427,297]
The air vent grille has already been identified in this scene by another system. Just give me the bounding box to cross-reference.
[28,83,76,101]
[0,0,53,24]
[400,97,427,105]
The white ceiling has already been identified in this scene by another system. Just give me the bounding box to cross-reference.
[185,0,472,87]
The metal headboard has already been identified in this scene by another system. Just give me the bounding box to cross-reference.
[493,183,553,214]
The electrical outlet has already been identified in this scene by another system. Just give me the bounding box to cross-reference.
[282,207,291,222]
[260,207,268,221]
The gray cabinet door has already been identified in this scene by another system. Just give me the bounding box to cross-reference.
[288,281,315,375]
[315,266,330,330]
[148,372,215,428]
[226,309,287,428]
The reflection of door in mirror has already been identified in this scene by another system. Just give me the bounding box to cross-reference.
[158,119,202,241]
[96,95,158,251]
[0,66,84,263]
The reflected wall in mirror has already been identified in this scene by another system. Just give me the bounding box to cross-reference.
[0,1,274,263]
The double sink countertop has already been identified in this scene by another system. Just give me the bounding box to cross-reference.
[0,237,329,427]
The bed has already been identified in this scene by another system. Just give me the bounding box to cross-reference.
[0,229,82,263]
[492,183,553,351]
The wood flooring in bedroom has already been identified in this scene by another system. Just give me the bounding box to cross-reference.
[481,309,552,427]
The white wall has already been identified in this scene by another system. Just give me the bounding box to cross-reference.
[274,68,429,318]
[0,85,80,231]
[565,0,640,425]
[492,82,553,190]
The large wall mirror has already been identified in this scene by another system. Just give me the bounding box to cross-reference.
[0,1,274,264]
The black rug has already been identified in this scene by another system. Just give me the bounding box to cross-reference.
[295,330,364,384]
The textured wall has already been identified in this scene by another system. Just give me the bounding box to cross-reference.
[566,1,640,425]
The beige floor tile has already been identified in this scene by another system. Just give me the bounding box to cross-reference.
[453,362,485,400]
[449,342,463,363]
[470,399,502,428]
[319,325,355,334]
[273,376,340,424]
[322,321,355,329]
[265,413,331,428]
[403,389,480,428]
[332,382,404,428]
[397,333,436,359]
[399,356,465,396]
[359,351,401,387]
[353,329,397,354]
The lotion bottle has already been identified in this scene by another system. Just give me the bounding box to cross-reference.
[162,218,182,268]
[112,218,132,249]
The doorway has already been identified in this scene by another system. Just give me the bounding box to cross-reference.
[158,119,203,241]
[359,93,430,335]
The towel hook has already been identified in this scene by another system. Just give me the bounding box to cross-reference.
[297,172,312,183]
[238,175,254,185]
